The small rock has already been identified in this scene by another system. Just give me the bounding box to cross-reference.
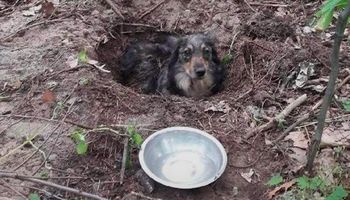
[213,13,223,24]
[48,154,58,162]
[136,169,155,194]
[302,26,312,34]
[225,16,240,30]
[219,117,226,123]
[91,10,100,16]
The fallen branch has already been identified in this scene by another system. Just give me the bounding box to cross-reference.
[274,113,310,143]
[245,94,307,139]
[311,73,350,111]
[138,0,165,20]
[274,72,350,142]
[103,0,124,20]
[120,137,129,184]
[0,172,108,200]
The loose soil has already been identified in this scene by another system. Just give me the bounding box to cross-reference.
[1,0,349,199]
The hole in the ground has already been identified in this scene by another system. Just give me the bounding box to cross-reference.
[97,28,230,98]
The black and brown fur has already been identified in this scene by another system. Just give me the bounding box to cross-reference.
[119,33,226,97]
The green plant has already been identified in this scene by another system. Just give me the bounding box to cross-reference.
[28,193,40,200]
[314,0,349,31]
[326,186,348,200]
[121,126,144,169]
[277,176,348,200]
[70,128,88,155]
[221,53,233,66]
[127,126,143,149]
[78,49,88,63]
[341,100,350,111]
[267,174,284,187]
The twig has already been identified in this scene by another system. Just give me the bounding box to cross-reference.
[0,124,51,164]
[229,31,240,55]
[0,172,107,200]
[1,19,67,42]
[243,0,257,12]
[306,3,350,173]
[0,179,27,200]
[299,113,350,128]
[274,72,350,142]
[32,99,77,175]
[0,114,94,130]
[10,184,66,200]
[245,94,307,139]
[120,137,129,184]
[116,23,158,29]
[122,191,162,200]
[138,0,165,20]
[274,113,310,143]
[0,118,23,135]
[86,127,128,137]
[248,2,289,7]
[311,73,350,111]
[103,0,124,20]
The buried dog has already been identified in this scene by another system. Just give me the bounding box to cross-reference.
[119,33,226,97]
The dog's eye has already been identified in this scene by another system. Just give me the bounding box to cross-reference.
[203,47,210,57]
[183,48,192,57]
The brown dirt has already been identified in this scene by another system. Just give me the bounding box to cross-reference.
[1,0,350,200]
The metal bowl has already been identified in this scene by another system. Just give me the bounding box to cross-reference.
[139,127,227,189]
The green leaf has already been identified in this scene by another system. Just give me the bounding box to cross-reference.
[221,53,233,66]
[127,126,143,148]
[79,77,90,86]
[315,9,334,31]
[342,100,350,111]
[267,175,284,187]
[78,49,88,63]
[76,141,88,155]
[297,176,310,190]
[315,0,343,17]
[325,186,348,200]
[29,193,40,200]
[309,176,324,190]
[71,131,85,142]
[70,128,88,155]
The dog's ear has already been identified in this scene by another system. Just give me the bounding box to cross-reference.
[167,37,185,69]
[203,31,217,44]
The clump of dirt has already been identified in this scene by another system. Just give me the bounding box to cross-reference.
[243,13,295,41]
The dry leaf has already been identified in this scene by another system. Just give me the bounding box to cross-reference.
[42,90,56,103]
[320,128,350,147]
[284,131,308,149]
[87,59,110,73]
[267,179,296,200]
[66,56,78,68]
[240,169,255,183]
[205,100,231,113]
[22,5,42,16]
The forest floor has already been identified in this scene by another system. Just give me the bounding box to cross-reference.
[0,0,350,199]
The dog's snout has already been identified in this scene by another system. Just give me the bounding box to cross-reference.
[195,67,206,77]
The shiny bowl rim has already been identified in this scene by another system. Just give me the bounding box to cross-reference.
[138,126,228,189]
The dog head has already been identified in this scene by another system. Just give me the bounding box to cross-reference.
[174,33,219,79]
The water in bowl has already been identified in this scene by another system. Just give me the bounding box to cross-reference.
[158,150,217,184]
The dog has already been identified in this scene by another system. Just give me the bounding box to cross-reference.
[119,33,226,97]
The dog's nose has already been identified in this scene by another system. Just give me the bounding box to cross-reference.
[195,68,206,77]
